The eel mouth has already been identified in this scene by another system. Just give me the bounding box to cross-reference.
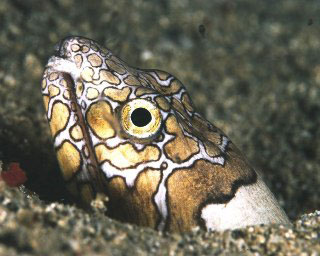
[44,52,108,201]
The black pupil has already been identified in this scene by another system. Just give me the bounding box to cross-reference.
[131,108,152,127]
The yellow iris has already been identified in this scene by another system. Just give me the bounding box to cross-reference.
[120,99,162,140]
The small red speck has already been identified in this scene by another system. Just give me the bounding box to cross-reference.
[0,163,27,187]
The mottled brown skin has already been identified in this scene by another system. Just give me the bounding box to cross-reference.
[166,146,256,232]
[107,170,161,228]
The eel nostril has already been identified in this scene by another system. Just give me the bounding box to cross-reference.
[53,41,61,54]
[52,40,68,58]
[53,36,75,58]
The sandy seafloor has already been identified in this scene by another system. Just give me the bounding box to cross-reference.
[0,0,319,255]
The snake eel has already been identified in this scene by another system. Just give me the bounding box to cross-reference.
[41,36,290,232]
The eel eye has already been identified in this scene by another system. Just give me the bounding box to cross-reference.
[120,99,162,140]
